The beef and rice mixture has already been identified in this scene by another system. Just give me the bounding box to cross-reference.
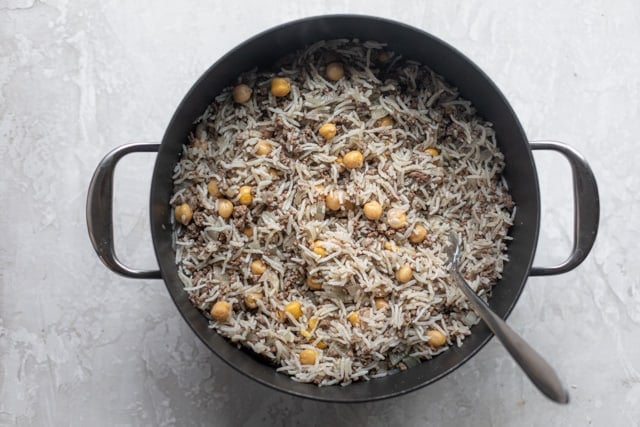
[170,39,514,385]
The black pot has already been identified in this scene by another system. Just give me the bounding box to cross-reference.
[87,15,599,402]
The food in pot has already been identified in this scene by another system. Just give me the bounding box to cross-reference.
[170,39,514,385]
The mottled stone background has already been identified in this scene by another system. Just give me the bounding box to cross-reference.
[1,0,638,425]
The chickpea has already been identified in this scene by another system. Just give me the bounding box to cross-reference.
[325,62,345,81]
[378,115,394,127]
[238,185,253,205]
[312,240,327,257]
[325,191,342,211]
[384,241,397,252]
[232,84,252,104]
[306,277,323,290]
[174,203,193,225]
[409,224,427,244]
[271,77,291,97]
[207,179,221,197]
[217,199,233,219]
[395,264,413,283]
[427,329,447,348]
[299,349,317,365]
[425,147,439,158]
[387,208,407,229]
[318,123,337,140]
[308,317,319,330]
[250,259,267,275]
[347,311,360,326]
[343,150,364,169]
[210,301,231,322]
[363,201,383,220]
[316,341,328,349]
[374,297,389,310]
[256,139,272,156]
[284,301,302,320]
[244,293,261,309]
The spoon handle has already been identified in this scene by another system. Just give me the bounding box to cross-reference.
[453,269,569,404]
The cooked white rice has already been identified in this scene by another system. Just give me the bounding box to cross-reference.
[170,39,514,385]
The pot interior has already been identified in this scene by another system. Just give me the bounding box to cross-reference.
[150,15,540,402]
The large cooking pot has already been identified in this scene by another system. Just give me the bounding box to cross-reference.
[86,15,599,402]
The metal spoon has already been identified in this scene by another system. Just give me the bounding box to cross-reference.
[447,233,569,404]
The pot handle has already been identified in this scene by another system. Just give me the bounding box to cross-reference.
[86,143,162,279]
[529,141,600,276]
